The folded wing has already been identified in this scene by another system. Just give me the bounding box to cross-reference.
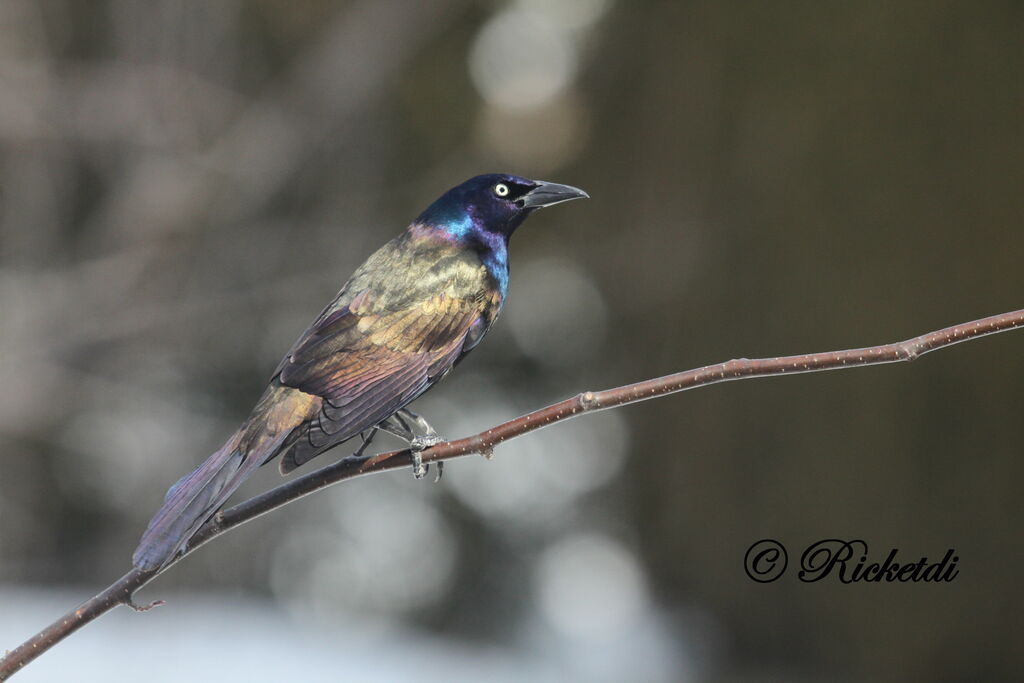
[275,288,487,473]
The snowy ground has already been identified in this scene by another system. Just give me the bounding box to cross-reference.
[0,586,695,682]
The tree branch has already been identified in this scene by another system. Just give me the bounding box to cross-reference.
[3,307,1023,679]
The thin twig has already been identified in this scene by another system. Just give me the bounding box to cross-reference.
[2,307,1023,679]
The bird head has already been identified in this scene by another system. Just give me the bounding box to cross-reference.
[417,173,588,241]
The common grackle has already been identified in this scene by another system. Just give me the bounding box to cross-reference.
[132,174,588,570]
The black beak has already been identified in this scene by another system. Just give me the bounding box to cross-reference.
[517,180,589,209]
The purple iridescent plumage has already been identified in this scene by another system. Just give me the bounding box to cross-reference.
[132,173,587,570]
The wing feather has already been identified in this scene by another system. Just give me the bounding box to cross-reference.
[275,287,488,472]
[273,235,504,473]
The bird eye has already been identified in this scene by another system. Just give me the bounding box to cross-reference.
[494,183,510,197]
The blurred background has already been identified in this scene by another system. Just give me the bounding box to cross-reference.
[1,1,1023,681]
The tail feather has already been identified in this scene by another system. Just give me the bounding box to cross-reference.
[132,432,281,570]
[133,384,319,570]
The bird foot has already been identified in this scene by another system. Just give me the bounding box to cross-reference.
[409,457,444,482]
[410,433,443,451]
[376,411,445,480]
[409,433,443,480]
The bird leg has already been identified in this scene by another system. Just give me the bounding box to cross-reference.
[400,408,445,482]
[398,408,444,449]
[377,415,428,479]
[351,427,379,459]
[399,409,444,483]
[377,409,445,480]
[337,428,379,467]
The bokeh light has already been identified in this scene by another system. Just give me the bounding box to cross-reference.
[535,532,648,639]
[507,257,609,368]
[432,375,629,526]
[469,6,576,113]
[270,476,457,619]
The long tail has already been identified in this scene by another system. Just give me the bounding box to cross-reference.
[132,386,316,570]
[132,432,263,570]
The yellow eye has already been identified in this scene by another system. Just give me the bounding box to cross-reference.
[494,183,510,197]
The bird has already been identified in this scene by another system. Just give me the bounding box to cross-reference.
[132,173,588,570]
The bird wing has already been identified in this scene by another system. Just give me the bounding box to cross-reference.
[274,281,493,472]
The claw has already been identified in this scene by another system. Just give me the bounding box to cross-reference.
[409,433,441,480]
[377,410,446,480]
[411,450,427,479]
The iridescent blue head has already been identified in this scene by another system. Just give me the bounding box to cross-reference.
[415,173,588,243]
[413,173,587,299]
